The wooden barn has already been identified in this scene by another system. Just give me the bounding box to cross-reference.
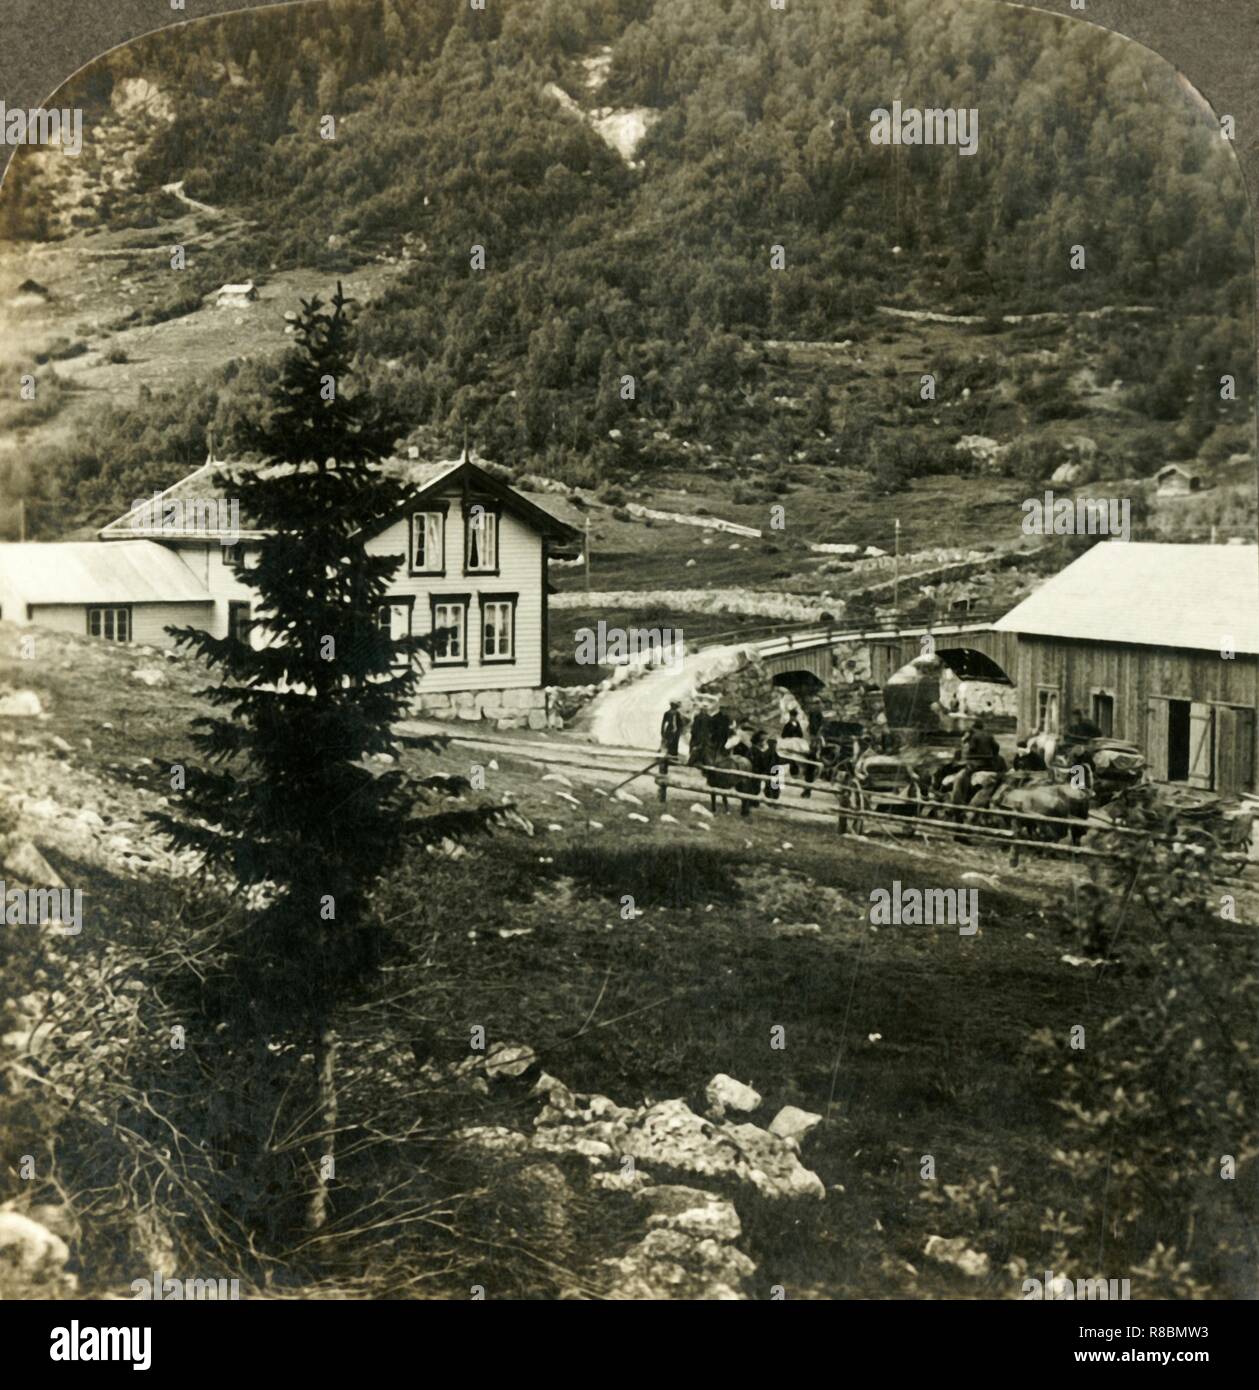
[994,542,1259,794]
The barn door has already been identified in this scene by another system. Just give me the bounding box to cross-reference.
[1214,705,1255,794]
[1188,702,1214,789]
[1145,697,1169,781]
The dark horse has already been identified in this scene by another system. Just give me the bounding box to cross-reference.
[688,730,761,815]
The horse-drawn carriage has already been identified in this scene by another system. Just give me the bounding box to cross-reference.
[1088,780,1255,859]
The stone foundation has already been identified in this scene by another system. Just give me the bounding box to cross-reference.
[411,686,560,731]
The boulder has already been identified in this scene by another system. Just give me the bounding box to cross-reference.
[483,1041,538,1080]
[768,1106,823,1146]
[0,689,42,717]
[622,1099,824,1200]
[638,1185,742,1243]
[924,1234,990,1278]
[721,1122,827,1200]
[1,840,64,888]
[705,1073,763,1117]
[130,667,168,688]
[603,1226,753,1301]
[0,1210,71,1284]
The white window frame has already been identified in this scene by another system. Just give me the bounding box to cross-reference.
[465,506,498,574]
[481,595,516,663]
[431,598,467,665]
[411,510,446,575]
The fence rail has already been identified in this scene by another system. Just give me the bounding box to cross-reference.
[422,726,1250,872]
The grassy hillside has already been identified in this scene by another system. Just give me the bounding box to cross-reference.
[2,621,1255,1297]
[0,0,1253,558]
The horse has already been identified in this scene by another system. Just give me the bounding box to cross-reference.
[987,772,1091,844]
[692,732,761,815]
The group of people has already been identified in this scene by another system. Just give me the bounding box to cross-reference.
[659,696,787,800]
[659,689,1110,808]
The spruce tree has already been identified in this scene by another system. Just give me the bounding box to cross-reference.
[153,285,498,1233]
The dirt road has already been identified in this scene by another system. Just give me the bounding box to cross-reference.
[580,643,748,749]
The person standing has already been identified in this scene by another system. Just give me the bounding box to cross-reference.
[660,700,686,758]
[687,701,713,766]
[709,700,733,754]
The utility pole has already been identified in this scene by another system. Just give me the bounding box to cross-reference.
[584,514,591,591]
[18,497,26,542]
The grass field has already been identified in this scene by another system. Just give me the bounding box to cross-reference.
[4,621,1254,1299]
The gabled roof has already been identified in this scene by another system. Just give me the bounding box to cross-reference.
[0,541,211,606]
[994,542,1259,655]
[99,456,582,546]
[372,458,584,545]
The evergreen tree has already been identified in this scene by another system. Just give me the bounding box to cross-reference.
[152,286,500,1233]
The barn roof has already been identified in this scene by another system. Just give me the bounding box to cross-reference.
[0,541,211,606]
[994,542,1259,655]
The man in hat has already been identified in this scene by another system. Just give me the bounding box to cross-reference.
[951,717,1005,805]
[660,699,686,759]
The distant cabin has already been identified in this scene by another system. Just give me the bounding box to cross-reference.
[994,542,1259,794]
[208,281,258,309]
[1155,463,1201,496]
[0,456,581,728]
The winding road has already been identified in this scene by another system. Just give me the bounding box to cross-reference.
[581,643,750,749]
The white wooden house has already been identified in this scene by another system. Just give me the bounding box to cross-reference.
[0,455,581,728]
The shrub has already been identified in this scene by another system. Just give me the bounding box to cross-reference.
[1029,837,1258,1297]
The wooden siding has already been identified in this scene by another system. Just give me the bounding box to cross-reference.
[1013,634,1259,790]
[367,495,543,691]
[27,601,215,646]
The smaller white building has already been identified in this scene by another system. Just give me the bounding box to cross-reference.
[1154,463,1201,496]
[0,540,216,644]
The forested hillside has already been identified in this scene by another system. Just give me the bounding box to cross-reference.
[0,0,1252,537]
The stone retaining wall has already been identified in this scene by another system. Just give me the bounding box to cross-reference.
[412,685,559,731]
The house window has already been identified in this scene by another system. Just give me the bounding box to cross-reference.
[229,601,251,645]
[465,506,498,573]
[1036,686,1060,736]
[481,594,517,663]
[222,543,241,569]
[376,599,413,668]
[1090,691,1115,738]
[88,606,131,643]
[410,511,445,574]
[430,597,468,665]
